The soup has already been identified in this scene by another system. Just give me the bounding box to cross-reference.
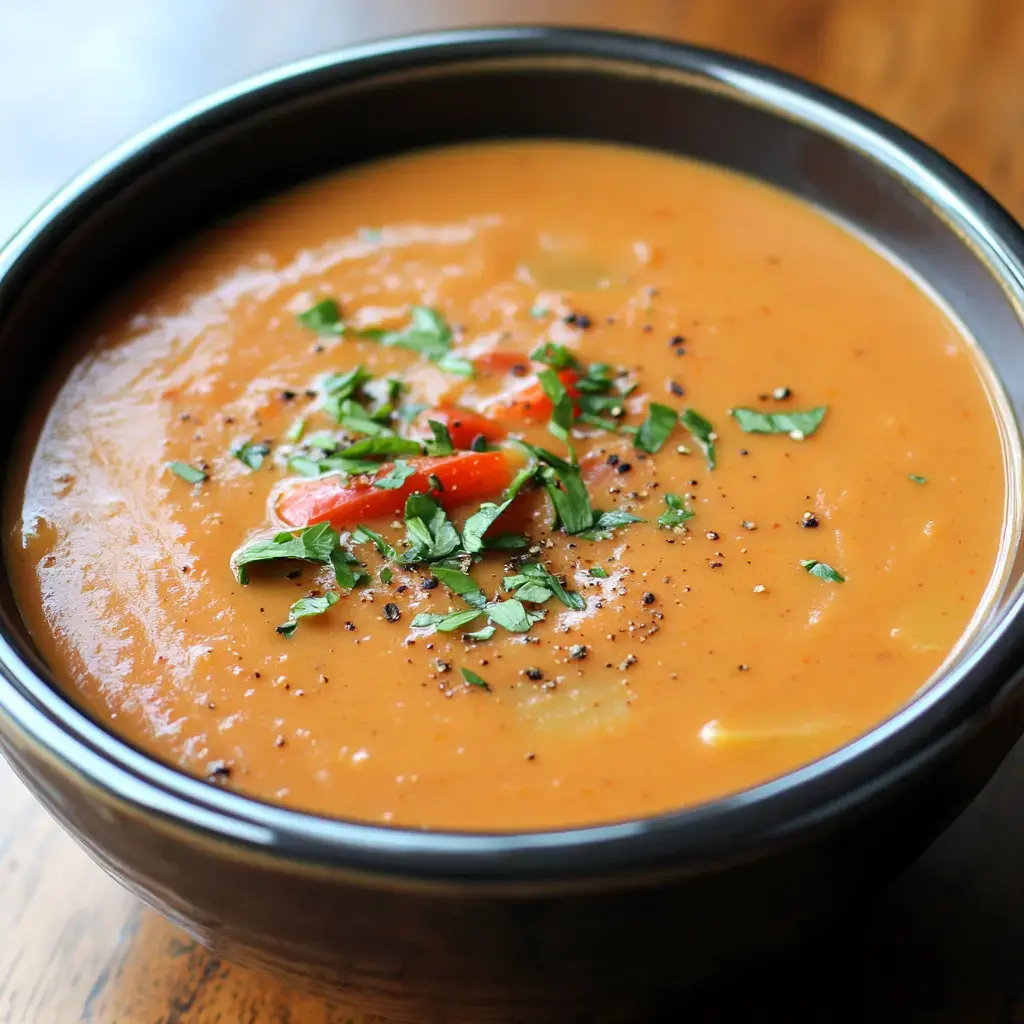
[6,141,1007,831]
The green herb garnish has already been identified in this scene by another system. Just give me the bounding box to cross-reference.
[372,460,416,490]
[909,474,927,484]
[462,462,536,554]
[460,667,491,690]
[589,566,609,578]
[800,559,845,583]
[401,492,461,563]
[351,525,398,562]
[231,522,339,585]
[530,341,580,371]
[371,306,473,377]
[285,418,307,443]
[484,598,543,633]
[330,547,367,589]
[634,402,678,454]
[231,440,269,472]
[730,406,827,439]
[412,608,483,632]
[335,436,423,460]
[657,493,695,529]
[297,298,344,335]
[524,444,594,535]
[168,461,207,484]
[424,420,455,457]
[277,591,339,637]
[464,625,497,641]
[537,367,575,443]
[379,567,393,585]
[679,409,717,470]
[577,509,644,541]
[431,566,487,608]
[504,562,585,611]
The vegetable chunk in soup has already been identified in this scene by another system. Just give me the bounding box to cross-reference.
[7,142,1007,831]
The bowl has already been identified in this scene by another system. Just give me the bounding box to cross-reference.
[2,27,1024,1024]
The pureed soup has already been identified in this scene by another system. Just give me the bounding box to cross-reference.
[7,142,1009,831]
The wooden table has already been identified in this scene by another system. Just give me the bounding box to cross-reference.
[2,1,1023,1020]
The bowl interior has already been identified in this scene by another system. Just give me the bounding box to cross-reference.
[1,29,1024,873]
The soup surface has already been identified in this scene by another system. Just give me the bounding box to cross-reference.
[7,142,1007,831]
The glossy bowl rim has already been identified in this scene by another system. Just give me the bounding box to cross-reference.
[3,25,1024,884]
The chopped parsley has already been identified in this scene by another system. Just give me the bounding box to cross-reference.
[730,406,827,439]
[462,463,536,554]
[525,444,594,535]
[577,509,644,541]
[335,436,423,460]
[277,591,338,637]
[800,559,845,583]
[679,408,717,469]
[412,607,483,632]
[424,420,455,457]
[657,493,695,529]
[399,492,461,563]
[231,440,270,471]
[379,567,393,585]
[537,367,575,443]
[285,418,306,443]
[504,562,585,611]
[297,298,344,335]
[372,460,417,490]
[909,474,927,484]
[366,306,472,377]
[634,402,678,454]
[464,624,497,641]
[531,341,580,370]
[460,667,491,690]
[330,547,368,589]
[484,598,544,632]
[589,566,609,578]
[168,461,207,484]
[231,522,339,584]
[431,565,486,608]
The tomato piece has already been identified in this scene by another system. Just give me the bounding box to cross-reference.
[483,368,580,424]
[276,451,516,528]
[421,406,507,449]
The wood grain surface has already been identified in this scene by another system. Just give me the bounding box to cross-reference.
[2,1,1024,1020]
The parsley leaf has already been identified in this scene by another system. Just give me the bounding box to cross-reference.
[462,463,536,554]
[352,525,398,561]
[287,455,323,478]
[277,591,339,637]
[577,509,644,541]
[400,492,461,563]
[335,436,423,460]
[412,608,483,632]
[538,367,575,443]
[680,408,717,470]
[460,667,491,690]
[431,566,487,608]
[231,440,270,471]
[372,306,473,377]
[231,522,338,584]
[297,298,344,335]
[530,341,580,371]
[463,624,497,641]
[321,365,371,401]
[524,444,594,535]
[730,406,827,439]
[589,566,609,578]
[424,420,455,457]
[330,547,367,589]
[484,598,541,633]
[909,474,927,484]
[168,461,207,484]
[327,398,393,436]
[285,418,306,443]
[504,562,585,611]
[634,402,678,454]
[657,493,695,529]
[800,559,845,583]
[372,460,416,490]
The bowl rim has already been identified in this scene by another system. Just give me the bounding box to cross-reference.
[3,24,1024,884]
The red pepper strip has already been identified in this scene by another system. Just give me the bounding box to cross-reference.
[276,451,515,529]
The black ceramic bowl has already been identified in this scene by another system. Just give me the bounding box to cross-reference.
[2,27,1024,1024]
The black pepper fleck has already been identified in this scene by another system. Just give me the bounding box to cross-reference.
[642,592,656,605]
[383,603,401,622]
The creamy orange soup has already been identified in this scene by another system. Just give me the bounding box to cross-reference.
[6,141,1007,831]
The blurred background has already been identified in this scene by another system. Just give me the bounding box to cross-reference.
[1,1,1024,1021]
